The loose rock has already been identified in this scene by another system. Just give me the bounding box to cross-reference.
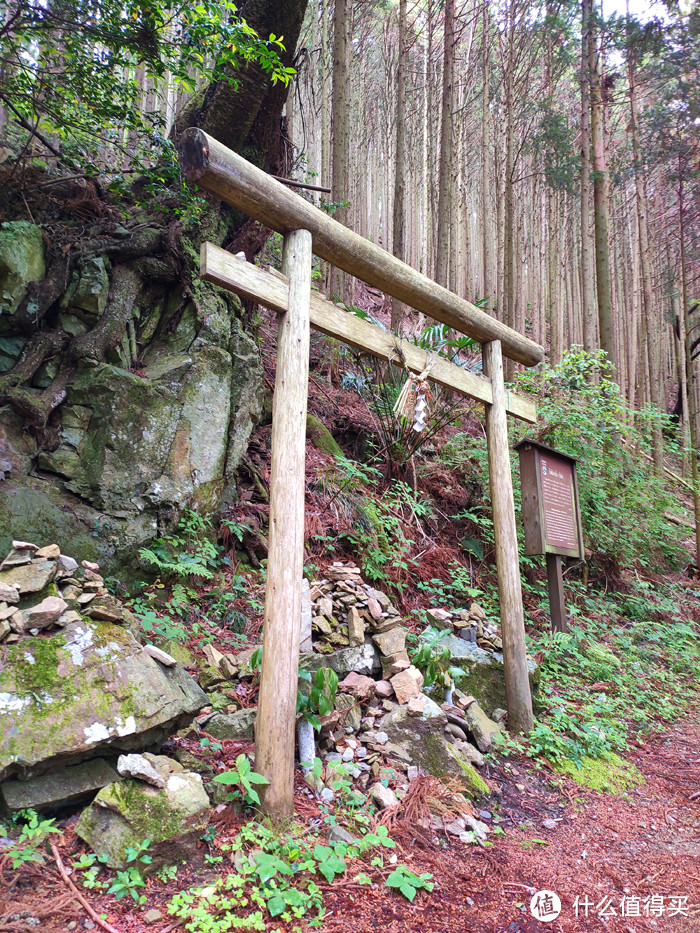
[76,772,210,869]
[390,665,424,705]
[143,644,178,667]
[370,782,398,809]
[0,584,19,604]
[374,679,394,698]
[25,596,68,631]
[117,753,166,788]
[338,671,376,700]
[0,559,56,595]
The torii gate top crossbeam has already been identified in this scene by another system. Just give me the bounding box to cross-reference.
[179,128,544,370]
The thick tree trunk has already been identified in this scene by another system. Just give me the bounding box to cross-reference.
[677,169,700,561]
[435,0,455,288]
[628,45,663,473]
[503,64,515,379]
[175,0,307,173]
[330,0,352,302]
[391,0,407,332]
[589,8,615,370]
[481,5,494,310]
[580,0,597,356]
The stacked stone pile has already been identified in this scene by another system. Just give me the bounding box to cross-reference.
[308,563,425,704]
[0,539,136,643]
[425,605,503,652]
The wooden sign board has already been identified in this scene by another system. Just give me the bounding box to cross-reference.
[515,438,583,559]
[515,439,583,634]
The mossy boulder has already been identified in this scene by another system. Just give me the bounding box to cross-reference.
[152,638,195,667]
[0,222,45,317]
[204,707,257,741]
[59,256,110,321]
[463,703,501,753]
[424,630,539,715]
[0,619,208,780]
[381,714,489,798]
[306,414,343,458]
[75,772,210,869]
[0,279,263,579]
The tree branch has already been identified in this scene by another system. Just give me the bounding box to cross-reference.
[0,89,64,160]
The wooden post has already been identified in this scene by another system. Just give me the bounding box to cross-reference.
[255,229,312,820]
[482,340,534,734]
[546,554,568,633]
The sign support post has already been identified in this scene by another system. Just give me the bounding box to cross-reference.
[545,554,567,633]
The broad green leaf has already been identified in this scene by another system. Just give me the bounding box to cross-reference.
[266,894,286,917]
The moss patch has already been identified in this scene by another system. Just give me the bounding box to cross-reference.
[557,753,644,795]
[306,414,343,458]
[453,754,490,796]
[13,635,76,709]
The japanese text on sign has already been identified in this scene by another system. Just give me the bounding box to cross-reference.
[540,456,578,551]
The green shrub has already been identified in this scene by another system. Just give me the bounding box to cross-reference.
[515,349,685,574]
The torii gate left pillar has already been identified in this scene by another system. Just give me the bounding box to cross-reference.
[254,229,312,819]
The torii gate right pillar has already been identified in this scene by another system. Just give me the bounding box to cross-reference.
[483,340,534,733]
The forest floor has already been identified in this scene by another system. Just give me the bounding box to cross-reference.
[2,709,697,933]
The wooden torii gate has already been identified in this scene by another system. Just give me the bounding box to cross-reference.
[179,129,544,821]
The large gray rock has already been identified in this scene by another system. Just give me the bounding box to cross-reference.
[422,630,539,714]
[204,707,257,741]
[381,710,489,798]
[60,256,110,322]
[0,758,119,813]
[75,772,210,869]
[0,278,263,580]
[463,703,501,753]
[0,222,45,316]
[0,618,208,780]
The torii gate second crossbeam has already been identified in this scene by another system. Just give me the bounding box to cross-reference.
[179,129,543,821]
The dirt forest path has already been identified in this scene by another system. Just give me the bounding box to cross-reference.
[320,711,700,933]
[2,712,698,933]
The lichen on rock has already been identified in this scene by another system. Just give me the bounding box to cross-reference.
[0,614,207,781]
